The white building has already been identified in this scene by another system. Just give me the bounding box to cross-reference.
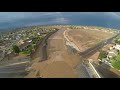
[107,49,118,59]
[27,40,32,43]
[37,32,41,35]
[113,44,120,51]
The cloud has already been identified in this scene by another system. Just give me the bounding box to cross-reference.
[0,12,61,23]
[52,17,69,24]
[50,12,69,24]
[78,12,120,19]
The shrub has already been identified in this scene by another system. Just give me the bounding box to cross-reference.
[115,40,120,44]
[98,51,106,60]
[12,45,20,54]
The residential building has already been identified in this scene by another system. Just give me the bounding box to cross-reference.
[107,49,118,59]
[113,44,120,51]
[19,39,32,51]
[17,39,24,45]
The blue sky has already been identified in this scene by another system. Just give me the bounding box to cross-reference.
[0,12,120,30]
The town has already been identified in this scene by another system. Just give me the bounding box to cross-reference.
[0,26,58,62]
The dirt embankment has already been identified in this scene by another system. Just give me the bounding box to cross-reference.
[26,28,81,78]
[30,30,58,63]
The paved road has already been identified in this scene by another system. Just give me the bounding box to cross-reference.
[80,33,120,58]
[76,63,90,78]
[0,63,29,78]
[92,62,120,78]
[0,59,30,78]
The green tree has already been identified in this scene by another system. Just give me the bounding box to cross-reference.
[12,45,20,54]
[98,51,106,60]
[115,40,120,44]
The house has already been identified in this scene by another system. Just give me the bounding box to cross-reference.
[110,46,113,50]
[28,40,32,43]
[19,39,32,51]
[17,39,24,45]
[107,49,118,59]
[113,44,120,51]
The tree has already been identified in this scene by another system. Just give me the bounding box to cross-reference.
[12,45,20,54]
[98,51,106,60]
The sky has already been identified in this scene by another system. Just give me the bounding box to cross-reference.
[0,12,120,30]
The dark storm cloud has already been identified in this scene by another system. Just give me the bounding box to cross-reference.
[0,12,120,30]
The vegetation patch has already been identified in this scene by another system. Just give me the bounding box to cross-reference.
[115,39,120,44]
[115,35,120,39]
[98,51,107,60]
[21,50,31,55]
[111,53,120,70]
[12,45,20,54]
[32,36,44,44]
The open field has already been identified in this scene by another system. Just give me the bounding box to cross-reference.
[66,28,116,52]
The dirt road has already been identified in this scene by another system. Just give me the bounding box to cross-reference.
[29,28,81,78]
